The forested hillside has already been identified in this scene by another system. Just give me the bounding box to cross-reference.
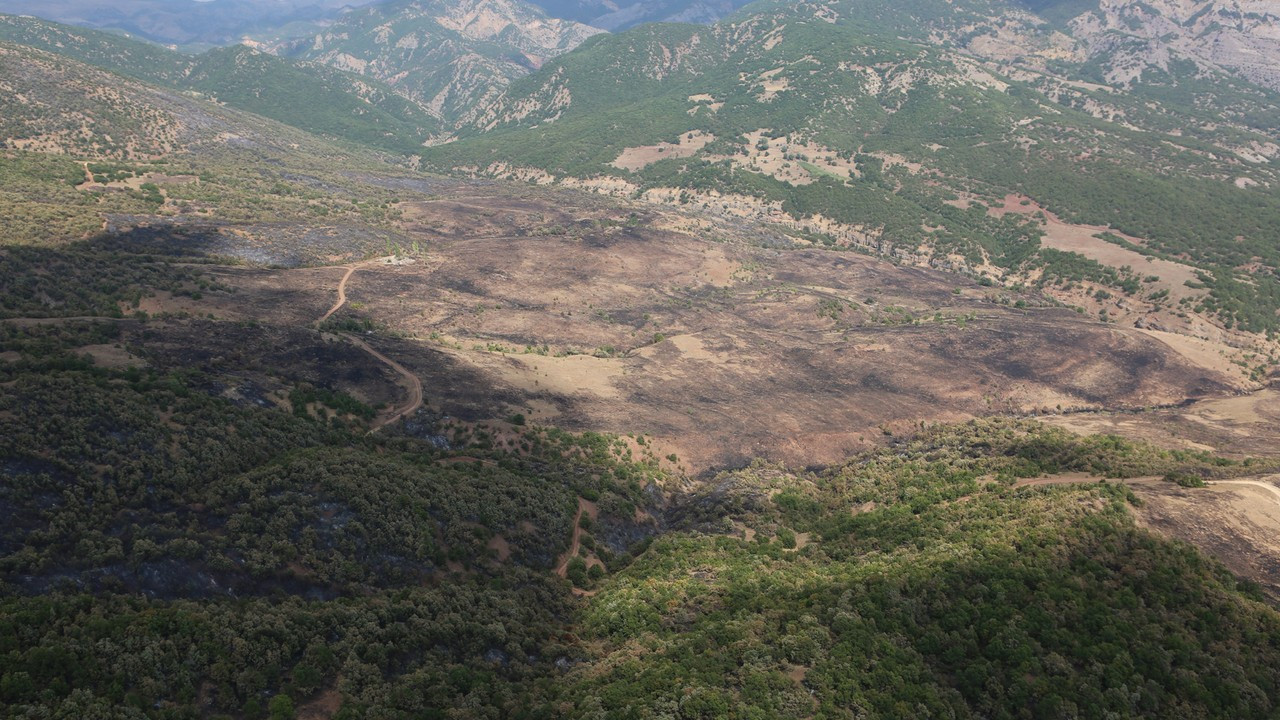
[1,235,1279,718]
[0,14,441,152]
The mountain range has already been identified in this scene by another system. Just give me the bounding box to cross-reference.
[261,0,605,125]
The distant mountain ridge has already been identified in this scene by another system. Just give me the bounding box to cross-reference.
[0,13,442,151]
[948,0,1280,92]
[523,0,753,30]
[266,0,605,126]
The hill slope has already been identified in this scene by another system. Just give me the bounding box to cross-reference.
[269,0,605,126]
[425,0,1280,349]
[0,39,430,247]
[5,4,1280,716]
[3,235,1280,718]
[3,276,1279,717]
[0,13,441,152]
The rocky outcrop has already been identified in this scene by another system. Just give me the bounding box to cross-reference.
[276,0,604,123]
[1069,0,1280,90]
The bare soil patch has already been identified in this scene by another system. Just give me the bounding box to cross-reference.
[297,685,343,720]
[487,535,512,562]
[207,186,1239,472]
[1013,472,1280,598]
[1135,475,1280,600]
[612,131,714,172]
[78,344,144,369]
[993,194,1205,303]
[1042,388,1280,459]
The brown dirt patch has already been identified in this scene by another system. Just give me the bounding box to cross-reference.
[1137,329,1254,387]
[487,535,512,562]
[297,685,342,720]
[993,194,1206,304]
[1135,475,1280,600]
[1042,388,1280,459]
[1008,472,1280,599]
[204,185,1240,473]
[612,131,714,172]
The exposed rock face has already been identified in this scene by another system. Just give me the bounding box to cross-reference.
[1068,0,1280,90]
[280,0,604,123]
[948,0,1280,91]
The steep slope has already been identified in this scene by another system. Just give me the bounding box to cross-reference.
[426,1,1280,348]
[4,192,1280,720]
[0,42,182,160]
[183,45,441,150]
[4,280,1280,718]
[0,40,426,247]
[0,13,440,152]
[271,0,604,125]
[982,0,1280,92]
[6,4,1280,716]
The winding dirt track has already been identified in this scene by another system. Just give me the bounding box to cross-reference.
[1014,473,1280,504]
[314,257,423,430]
[318,266,357,324]
[346,335,423,430]
[555,497,596,578]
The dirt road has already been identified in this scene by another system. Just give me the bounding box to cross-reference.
[318,266,357,324]
[314,256,397,326]
[1014,473,1280,504]
[345,335,423,430]
[312,256,423,431]
[555,497,598,578]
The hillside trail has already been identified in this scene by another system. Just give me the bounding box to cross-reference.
[313,256,423,431]
[313,255,396,326]
[345,335,423,430]
[555,497,599,579]
[318,266,358,323]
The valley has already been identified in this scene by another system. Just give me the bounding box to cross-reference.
[106,178,1269,473]
[4,0,1280,717]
